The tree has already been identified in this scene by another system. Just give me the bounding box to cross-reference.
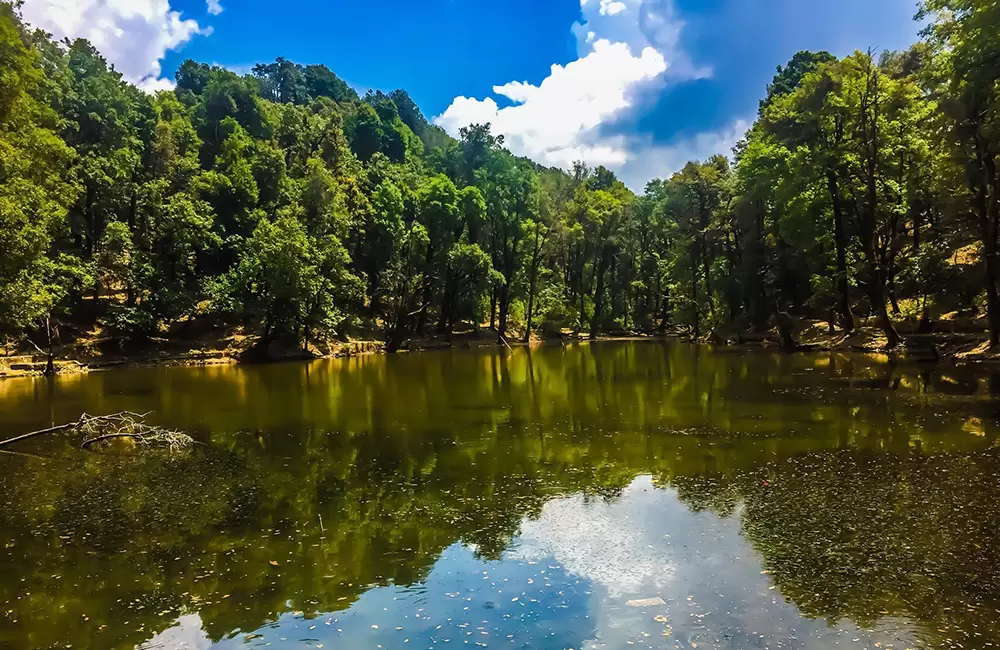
[6,0,1000,356]
[919,0,1000,344]
[761,50,837,110]
[363,179,405,317]
[437,186,487,332]
[764,59,857,330]
[414,174,461,333]
[0,3,77,349]
[660,159,730,337]
[209,212,355,346]
[253,57,308,105]
[840,51,909,347]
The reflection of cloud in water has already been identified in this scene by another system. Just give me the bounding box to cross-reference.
[137,613,212,650]
[508,475,924,650]
[509,475,674,597]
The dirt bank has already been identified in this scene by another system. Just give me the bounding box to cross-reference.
[709,319,1000,367]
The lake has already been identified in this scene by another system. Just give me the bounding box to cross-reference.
[1,340,999,650]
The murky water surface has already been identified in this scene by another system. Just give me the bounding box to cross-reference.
[2,341,1000,650]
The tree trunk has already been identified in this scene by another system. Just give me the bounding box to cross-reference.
[590,249,610,340]
[984,146,1000,347]
[368,260,382,318]
[888,280,901,315]
[524,229,543,343]
[691,246,701,339]
[972,127,1000,347]
[525,271,537,343]
[867,274,900,348]
[702,234,713,321]
[775,310,798,351]
[858,54,897,348]
[386,319,408,353]
[490,287,497,331]
[658,284,671,331]
[982,194,1000,347]
[826,169,855,331]
[437,271,454,334]
[415,246,434,335]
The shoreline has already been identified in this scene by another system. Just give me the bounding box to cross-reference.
[0,333,665,380]
[2,325,999,380]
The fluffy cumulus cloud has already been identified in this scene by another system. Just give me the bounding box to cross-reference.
[599,0,628,16]
[20,0,209,92]
[436,39,666,170]
[612,118,751,190]
[434,0,735,190]
[207,0,224,16]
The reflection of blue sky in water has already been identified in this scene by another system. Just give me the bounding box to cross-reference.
[146,476,923,650]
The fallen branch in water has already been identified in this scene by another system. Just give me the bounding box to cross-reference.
[0,412,194,452]
[0,448,51,461]
[0,412,146,448]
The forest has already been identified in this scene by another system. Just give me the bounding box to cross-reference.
[1,0,998,356]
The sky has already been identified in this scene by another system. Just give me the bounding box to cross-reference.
[20,0,925,190]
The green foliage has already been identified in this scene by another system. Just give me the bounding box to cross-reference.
[447,242,498,325]
[0,3,77,335]
[209,211,359,343]
[2,0,998,351]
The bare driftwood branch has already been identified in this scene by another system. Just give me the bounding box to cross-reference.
[0,421,79,447]
[0,448,51,461]
[25,338,46,356]
[0,412,193,452]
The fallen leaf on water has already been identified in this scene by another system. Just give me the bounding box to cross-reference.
[269,560,280,566]
[654,615,668,623]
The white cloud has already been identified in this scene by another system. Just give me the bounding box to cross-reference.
[433,0,727,190]
[138,613,212,650]
[206,0,224,16]
[435,39,666,178]
[137,76,178,94]
[613,118,751,190]
[572,0,709,79]
[600,0,628,16]
[509,477,676,597]
[21,0,208,92]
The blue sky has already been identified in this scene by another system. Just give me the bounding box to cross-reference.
[23,0,924,189]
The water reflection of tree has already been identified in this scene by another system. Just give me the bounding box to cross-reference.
[6,438,1000,650]
[2,342,1000,649]
[665,450,1000,648]
[3,342,997,447]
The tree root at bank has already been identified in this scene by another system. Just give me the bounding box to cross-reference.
[0,412,194,452]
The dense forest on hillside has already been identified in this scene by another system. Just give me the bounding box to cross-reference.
[0,0,998,359]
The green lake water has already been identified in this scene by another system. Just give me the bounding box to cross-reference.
[1,340,1000,650]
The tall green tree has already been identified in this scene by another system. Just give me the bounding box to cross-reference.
[0,4,77,343]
